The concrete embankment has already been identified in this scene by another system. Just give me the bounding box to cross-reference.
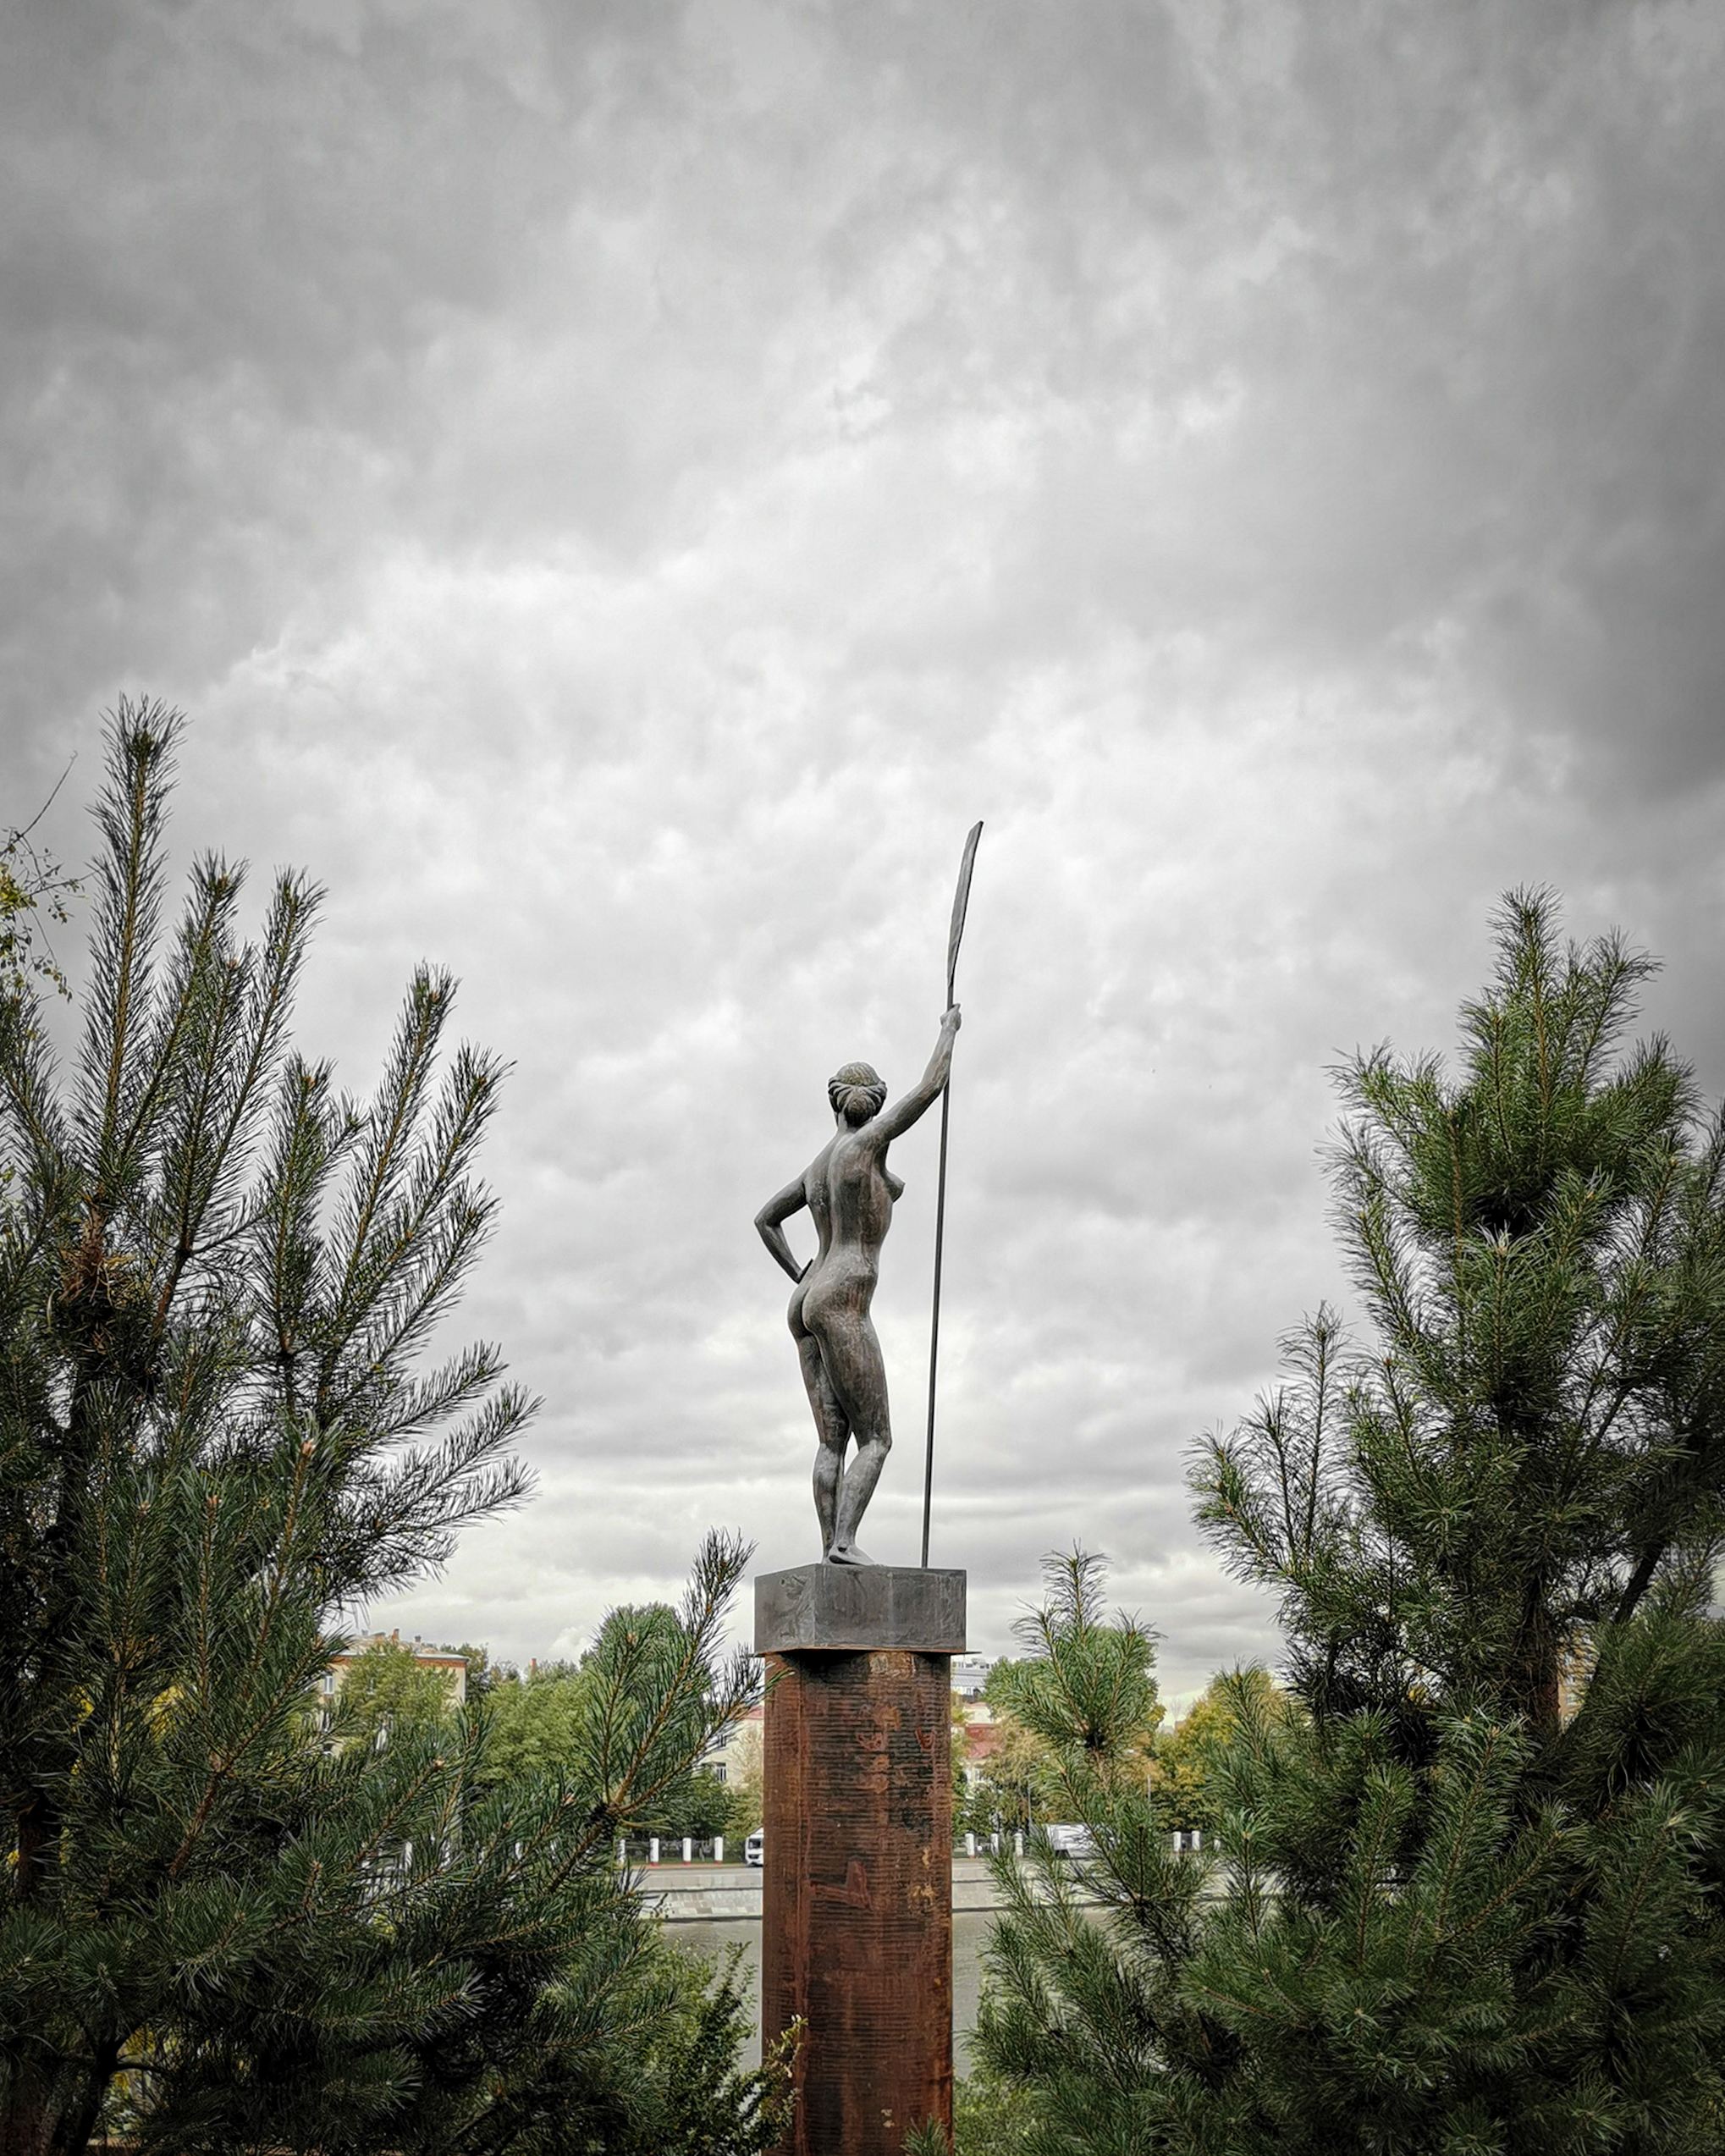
[642,1856,1102,1922]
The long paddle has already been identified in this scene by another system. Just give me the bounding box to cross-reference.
[921,820,983,1569]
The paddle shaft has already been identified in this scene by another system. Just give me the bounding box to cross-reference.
[920,1076,953,1568]
[920,823,981,1569]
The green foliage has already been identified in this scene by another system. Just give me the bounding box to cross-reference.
[478,1661,586,1784]
[671,1765,737,1840]
[989,1548,1162,1808]
[0,704,788,2156]
[469,1607,750,1839]
[329,1639,462,1745]
[1198,892,1725,1738]
[951,2060,1041,2154]
[1150,1668,1299,1833]
[956,1706,1056,1839]
[578,1603,755,1841]
[0,771,80,1003]
[453,1638,496,1695]
[632,1941,801,2156]
[716,1714,764,1839]
[976,893,1725,2153]
[954,1566,1161,1842]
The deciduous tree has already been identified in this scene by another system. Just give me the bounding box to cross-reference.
[0,775,78,1005]
[1149,1668,1298,1835]
[328,1638,462,1748]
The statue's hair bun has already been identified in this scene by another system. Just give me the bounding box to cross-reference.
[828,1061,887,1121]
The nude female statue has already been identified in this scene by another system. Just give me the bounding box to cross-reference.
[755,1006,962,1565]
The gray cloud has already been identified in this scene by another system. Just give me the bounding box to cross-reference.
[3,0,1722,1701]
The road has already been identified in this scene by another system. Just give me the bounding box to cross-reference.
[637,1854,1095,1920]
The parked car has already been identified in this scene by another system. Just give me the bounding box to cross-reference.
[744,1828,765,1867]
[1042,1823,1096,1860]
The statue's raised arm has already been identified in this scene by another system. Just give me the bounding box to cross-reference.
[870,1005,962,1145]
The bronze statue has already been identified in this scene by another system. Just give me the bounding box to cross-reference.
[756,1007,962,1564]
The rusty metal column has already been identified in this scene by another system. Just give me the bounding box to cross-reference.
[756,1565,966,2156]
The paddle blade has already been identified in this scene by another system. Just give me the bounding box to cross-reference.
[946,820,984,1001]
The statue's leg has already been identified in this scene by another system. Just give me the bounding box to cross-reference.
[816,1310,892,1563]
[794,1318,849,1556]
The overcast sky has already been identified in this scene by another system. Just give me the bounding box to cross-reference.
[3,0,1723,1703]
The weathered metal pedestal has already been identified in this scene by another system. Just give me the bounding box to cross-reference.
[756,1563,966,2156]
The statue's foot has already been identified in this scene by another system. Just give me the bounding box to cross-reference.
[824,1542,877,1567]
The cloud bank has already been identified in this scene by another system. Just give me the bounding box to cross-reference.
[3,0,1722,1698]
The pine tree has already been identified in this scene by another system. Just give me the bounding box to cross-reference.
[985,1551,1162,1818]
[975,893,1725,2153]
[0,705,788,2156]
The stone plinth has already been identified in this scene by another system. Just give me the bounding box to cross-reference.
[755,1563,966,1653]
[758,1566,965,2156]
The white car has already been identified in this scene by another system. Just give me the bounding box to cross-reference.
[744,1829,765,1867]
[1042,1823,1096,1860]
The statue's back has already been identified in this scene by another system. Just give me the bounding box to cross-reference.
[814,1128,898,1260]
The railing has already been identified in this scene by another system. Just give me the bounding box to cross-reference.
[614,1829,1211,1867]
[614,1834,733,1866]
[951,1829,1209,1858]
